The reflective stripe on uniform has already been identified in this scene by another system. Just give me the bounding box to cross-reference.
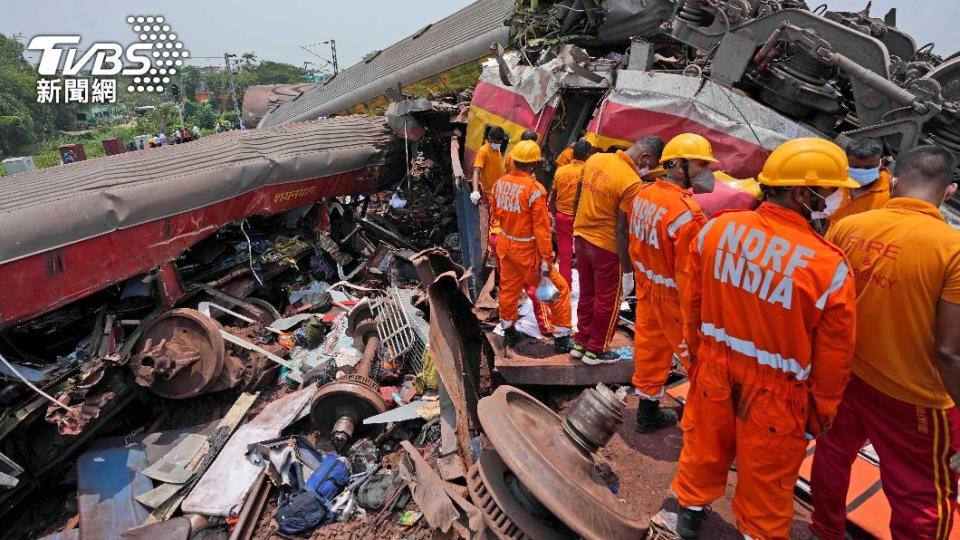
[701,322,811,380]
[697,218,719,254]
[667,210,693,239]
[528,189,542,207]
[815,260,849,310]
[502,233,535,242]
[634,260,677,289]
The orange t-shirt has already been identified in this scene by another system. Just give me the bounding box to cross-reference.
[473,143,504,195]
[573,151,642,253]
[551,160,585,216]
[828,197,960,408]
[556,147,574,168]
[828,168,891,225]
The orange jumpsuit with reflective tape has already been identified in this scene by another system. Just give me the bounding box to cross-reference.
[672,203,856,540]
[627,180,706,398]
[491,171,572,334]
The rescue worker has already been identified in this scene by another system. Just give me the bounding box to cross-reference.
[628,144,707,433]
[571,137,663,364]
[660,133,760,216]
[827,137,891,225]
[491,140,574,353]
[811,145,960,540]
[471,126,507,270]
[550,139,592,287]
[504,130,539,174]
[671,138,858,539]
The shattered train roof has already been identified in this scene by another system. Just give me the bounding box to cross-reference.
[258,0,515,127]
[0,116,396,265]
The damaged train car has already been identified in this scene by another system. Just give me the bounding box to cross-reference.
[0,116,405,513]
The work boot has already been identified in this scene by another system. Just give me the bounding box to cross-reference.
[676,506,706,540]
[554,335,574,354]
[569,341,586,359]
[581,350,621,366]
[503,326,521,349]
[635,399,679,433]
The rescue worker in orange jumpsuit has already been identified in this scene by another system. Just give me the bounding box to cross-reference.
[472,125,507,270]
[550,139,592,287]
[504,130,539,174]
[491,140,574,353]
[628,135,706,432]
[671,138,858,539]
[827,136,891,226]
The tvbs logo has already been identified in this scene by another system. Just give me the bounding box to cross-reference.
[28,15,189,103]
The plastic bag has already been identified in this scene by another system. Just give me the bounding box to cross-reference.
[536,274,560,302]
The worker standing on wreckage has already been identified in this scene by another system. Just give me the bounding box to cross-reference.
[626,133,707,433]
[550,139,592,290]
[671,138,858,540]
[811,145,960,540]
[491,140,574,353]
[571,138,663,364]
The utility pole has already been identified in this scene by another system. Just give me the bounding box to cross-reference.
[326,40,338,75]
[224,53,243,129]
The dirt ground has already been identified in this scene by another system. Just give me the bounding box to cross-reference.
[594,393,815,539]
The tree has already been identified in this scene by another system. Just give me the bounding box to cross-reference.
[183,100,218,129]
[179,65,201,102]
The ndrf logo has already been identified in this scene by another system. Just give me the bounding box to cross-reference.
[27,15,190,104]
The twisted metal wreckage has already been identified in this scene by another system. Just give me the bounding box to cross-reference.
[1,0,959,538]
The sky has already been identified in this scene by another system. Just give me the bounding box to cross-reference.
[1,1,958,73]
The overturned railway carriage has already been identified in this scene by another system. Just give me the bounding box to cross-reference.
[0,116,403,512]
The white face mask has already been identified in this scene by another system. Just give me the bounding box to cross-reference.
[638,166,650,177]
[490,143,501,150]
[824,189,843,216]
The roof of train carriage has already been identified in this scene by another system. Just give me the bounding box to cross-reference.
[257,0,515,128]
[0,116,398,266]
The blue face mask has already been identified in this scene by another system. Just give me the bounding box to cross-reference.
[490,143,501,151]
[849,166,881,186]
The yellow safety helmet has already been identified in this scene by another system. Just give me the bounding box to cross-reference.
[510,140,542,164]
[758,138,859,188]
[660,133,719,164]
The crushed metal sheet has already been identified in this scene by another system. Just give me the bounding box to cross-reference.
[181,386,316,516]
[398,441,484,538]
[141,433,208,485]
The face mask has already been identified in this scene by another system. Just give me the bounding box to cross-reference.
[849,166,881,186]
[490,143,501,150]
[823,189,843,216]
[803,188,830,235]
[638,166,650,177]
[691,170,716,194]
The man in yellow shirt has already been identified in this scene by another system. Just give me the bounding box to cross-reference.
[550,139,591,287]
[571,137,663,364]
[811,145,960,540]
[471,126,507,270]
[504,130,539,174]
[828,137,891,224]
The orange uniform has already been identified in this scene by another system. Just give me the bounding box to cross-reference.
[827,197,960,408]
[551,160,585,216]
[573,151,643,253]
[828,168,891,225]
[556,146,574,168]
[672,203,857,539]
[491,171,572,334]
[627,180,706,397]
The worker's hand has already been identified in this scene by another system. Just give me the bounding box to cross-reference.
[540,261,551,276]
[951,453,960,474]
[470,191,482,205]
[454,173,465,186]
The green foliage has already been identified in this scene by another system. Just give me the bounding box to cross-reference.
[133,104,181,135]
[183,100,218,129]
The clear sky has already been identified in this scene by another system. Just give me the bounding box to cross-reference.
[1,1,957,72]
